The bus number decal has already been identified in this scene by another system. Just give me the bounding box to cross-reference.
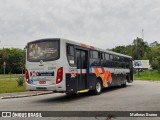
[48,67,56,70]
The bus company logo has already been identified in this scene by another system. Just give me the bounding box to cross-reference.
[2,112,11,117]
[71,72,77,78]
[30,71,38,77]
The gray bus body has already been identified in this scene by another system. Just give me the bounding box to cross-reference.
[25,38,133,94]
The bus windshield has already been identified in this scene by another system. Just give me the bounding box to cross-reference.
[27,40,59,62]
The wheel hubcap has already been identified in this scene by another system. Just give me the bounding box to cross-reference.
[96,82,101,93]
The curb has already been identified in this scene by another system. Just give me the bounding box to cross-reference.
[1,91,53,99]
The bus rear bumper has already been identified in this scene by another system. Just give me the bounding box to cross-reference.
[26,84,66,92]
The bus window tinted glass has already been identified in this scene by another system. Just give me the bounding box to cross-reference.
[92,51,99,58]
[81,51,87,69]
[119,57,124,62]
[67,45,74,56]
[67,45,75,66]
[28,40,59,61]
[101,53,105,59]
[90,51,100,66]
[105,53,109,60]
[110,55,113,61]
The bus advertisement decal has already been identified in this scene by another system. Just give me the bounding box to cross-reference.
[30,71,54,77]
[93,67,112,87]
[93,68,101,77]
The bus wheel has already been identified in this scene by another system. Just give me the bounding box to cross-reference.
[94,79,102,95]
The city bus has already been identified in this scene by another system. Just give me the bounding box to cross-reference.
[25,38,133,95]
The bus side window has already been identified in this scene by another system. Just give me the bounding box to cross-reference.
[67,45,75,66]
[105,53,110,67]
[119,57,121,68]
[123,58,127,68]
[110,54,114,68]
[119,57,124,68]
[118,57,122,68]
[114,56,118,68]
[90,50,100,66]
[117,56,120,68]
[125,58,130,68]
[101,53,105,67]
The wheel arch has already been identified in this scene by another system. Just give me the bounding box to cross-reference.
[96,77,103,87]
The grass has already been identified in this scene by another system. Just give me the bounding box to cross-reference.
[0,80,26,94]
[0,74,24,80]
[134,70,160,81]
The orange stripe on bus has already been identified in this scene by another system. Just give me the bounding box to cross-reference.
[90,46,95,49]
[103,70,109,81]
[80,44,87,48]
[109,72,112,83]
[102,75,108,87]
[101,68,105,74]
[106,72,112,83]
[106,71,110,81]
[93,67,101,77]
[93,67,112,87]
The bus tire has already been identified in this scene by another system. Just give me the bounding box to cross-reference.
[94,79,102,95]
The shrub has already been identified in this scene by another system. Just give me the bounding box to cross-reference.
[16,76,25,86]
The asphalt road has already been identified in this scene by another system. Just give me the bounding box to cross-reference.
[0,80,160,120]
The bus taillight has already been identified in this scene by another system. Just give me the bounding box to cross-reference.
[56,67,63,84]
[25,69,30,84]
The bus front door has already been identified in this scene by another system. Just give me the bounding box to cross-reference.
[76,49,88,91]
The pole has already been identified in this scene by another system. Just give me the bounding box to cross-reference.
[136,38,140,78]
[138,68,140,78]
[3,61,6,76]
[4,64,5,75]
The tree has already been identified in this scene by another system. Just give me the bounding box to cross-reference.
[157,56,160,73]
[111,46,127,54]
[0,48,25,74]
[132,37,150,60]
[150,46,160,71]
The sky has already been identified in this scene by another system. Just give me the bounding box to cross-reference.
[0,0,160,49]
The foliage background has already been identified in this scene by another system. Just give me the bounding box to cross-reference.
[0,48,25,74]
[111,37,160,72]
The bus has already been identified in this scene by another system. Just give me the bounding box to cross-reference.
[25,38,133,95]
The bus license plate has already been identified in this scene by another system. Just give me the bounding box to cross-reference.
[39,81,46,84]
